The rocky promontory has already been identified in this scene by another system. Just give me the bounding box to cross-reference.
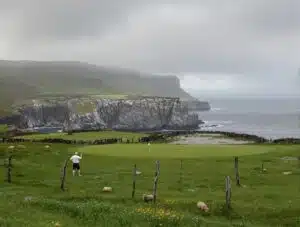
[8,97,203,132]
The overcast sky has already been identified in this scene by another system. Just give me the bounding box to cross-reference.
[0,0,299,96]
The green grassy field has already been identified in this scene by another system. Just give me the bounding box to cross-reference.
[1,142,300,226]
[16,131,147,142]
[0,124,8,133]
[78,144,277,158]
[0,124,8,137]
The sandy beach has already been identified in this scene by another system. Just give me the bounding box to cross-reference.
[170,133,253,145]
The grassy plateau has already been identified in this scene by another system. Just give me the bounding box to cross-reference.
[16,131,146,142]
[1,133,300,226]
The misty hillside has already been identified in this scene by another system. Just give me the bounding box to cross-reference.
[0,60,201,116]
[0,60,192,97]
[0,76,38,116]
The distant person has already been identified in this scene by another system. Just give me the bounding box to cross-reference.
[70,152,82,176]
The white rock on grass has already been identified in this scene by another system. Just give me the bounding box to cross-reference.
[44,145,50,149]
[187,188,196,192]
[282,171,292,175]
[281,156,298,161]
[102,186,112,192]
[136,171,142,175]
[24,196,33,202]
[8,145,15,149]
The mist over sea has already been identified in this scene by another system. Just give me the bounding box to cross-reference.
[197,97,300,139]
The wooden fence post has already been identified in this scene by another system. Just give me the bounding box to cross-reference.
[234,157,241,186]
[7,154,12,183]
[132,164,137,199]
[153,160,160,203]
[60,159,69,191]
[225,176,231,210]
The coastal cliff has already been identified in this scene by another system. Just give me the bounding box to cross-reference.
[13,97,202,131]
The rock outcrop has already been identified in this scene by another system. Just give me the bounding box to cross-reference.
[13,97,202,131]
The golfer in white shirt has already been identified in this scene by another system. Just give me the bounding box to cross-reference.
[70,152,82,176]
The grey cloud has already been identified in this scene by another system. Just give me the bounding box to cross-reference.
[4,0,145,45]
[240,0,300,34]
[0,0,299,91]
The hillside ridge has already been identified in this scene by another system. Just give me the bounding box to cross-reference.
[0,60,210,116]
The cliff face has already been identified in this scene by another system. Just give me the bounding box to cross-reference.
[15,98,202,131]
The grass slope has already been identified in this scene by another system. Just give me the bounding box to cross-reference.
[16,131,146,141]
[0,61,194,116]
[1,143,300,226]
[0,124,8,133]
[77,144,276,158]
[0,76,38,116]
[0,124,8,137]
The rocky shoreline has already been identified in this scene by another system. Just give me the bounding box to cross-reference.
[2,129,300,145]
[162,130,300,144]
[169,133,252,145]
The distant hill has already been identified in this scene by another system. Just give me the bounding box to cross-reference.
[0,76,38,116]
[0,61,115,95]
[0,60,209,116]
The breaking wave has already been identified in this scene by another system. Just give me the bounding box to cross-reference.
[210,107,222,111]
[199,120,234,130]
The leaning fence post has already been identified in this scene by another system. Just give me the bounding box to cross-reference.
[132,164,137,199]
[234,157,241,186]
[60,159,69,191]
[7,154,13,183]
[225,176,231,210]
[153,160,160,203]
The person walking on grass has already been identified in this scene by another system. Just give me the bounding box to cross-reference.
[70,152,82,176]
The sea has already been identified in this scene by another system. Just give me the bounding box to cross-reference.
[197,96,300,139]
[32,96,300,139]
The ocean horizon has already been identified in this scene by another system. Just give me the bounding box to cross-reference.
[197,96,300,139]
